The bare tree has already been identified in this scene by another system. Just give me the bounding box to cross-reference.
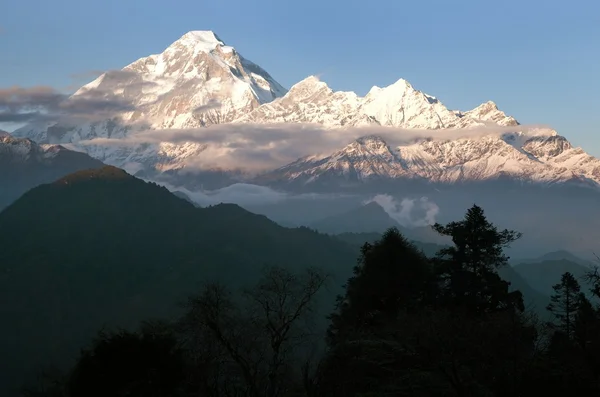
[178,266,329,397]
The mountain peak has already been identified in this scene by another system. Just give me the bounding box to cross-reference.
[54,166,132,185]
[390,78,413,90]
[175,30,227,52]
[463,100,518,126]
[366,78,414,98]
[286,76,332,99]
[299,75,322,84]
[473,100,499,111]
[291,75,329,90]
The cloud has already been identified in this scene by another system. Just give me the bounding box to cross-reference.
[2,73,553,173]
[152,178,355,208]
[76,121,553,172]
[366,194,440,227]
[153,181,289,207]
[0,67,169,126]
[192,183,288,206]
[0,80,147,124]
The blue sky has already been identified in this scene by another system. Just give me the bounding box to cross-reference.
[1,0,599,154]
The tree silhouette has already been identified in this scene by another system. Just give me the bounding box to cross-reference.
[67,325,185,397]
[318,228,442,397]
[546,271,582,339]
[432,204,524,315]
[427,205,533,395]
[177,265,328,397]
[326,228,434,347]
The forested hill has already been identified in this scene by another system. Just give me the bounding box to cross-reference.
[0,166,358,396]
[334,232,551,315]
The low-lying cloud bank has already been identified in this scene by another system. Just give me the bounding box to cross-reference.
[0,70,159,125]
[154,180,355,207]
[153,178,441,229]
[1,80,555,174]
[78,122,555,172]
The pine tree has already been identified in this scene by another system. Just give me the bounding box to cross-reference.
[547,271,582,339]
[573,292,597,350]
[326,228,434,347]
[432,204,524,315]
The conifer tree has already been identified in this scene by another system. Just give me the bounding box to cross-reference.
[432,204,524,314]
[547,271,582,339]
[573,292,597,350]
[326,228,434,347]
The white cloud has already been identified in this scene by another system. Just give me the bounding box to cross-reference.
[366,194,440,227]
[77,122,555,172]
[154,181,289,206]
[152,179,359,208]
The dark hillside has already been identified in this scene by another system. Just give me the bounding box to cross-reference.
[0,166,357,395]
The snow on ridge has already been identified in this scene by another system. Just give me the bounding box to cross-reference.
[181,31,225,46]
[10,31,599,190]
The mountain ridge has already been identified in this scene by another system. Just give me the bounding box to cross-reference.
[10,30,600,192]
[0,132,105,209]
[0,165,359,395]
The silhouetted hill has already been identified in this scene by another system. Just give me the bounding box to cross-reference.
[309,201,400,234]
[514,250,596,268]
[513,258,595,297]
[309,202,451,245]
[172,190,197,205]
[0,134,105,210]
[0,166,358,396]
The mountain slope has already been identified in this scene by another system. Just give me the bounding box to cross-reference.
[309,201,401,234]
[11,33,600,192]
[238,76,517,129]
[0,166,357,396]
[13,30,287,174]
[513,258,595,297]
[0,132,105,210]
[257,131,600,190]
[455,101,519,127]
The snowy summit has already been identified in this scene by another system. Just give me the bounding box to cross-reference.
[11,31,600,191]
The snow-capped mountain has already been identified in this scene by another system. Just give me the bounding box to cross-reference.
[238,76,517,129]
[236,76,367,126]
[10,30,600,192]
[13,31,287,163]
[256,131,600,190]
[0,132,104,209]
[455,101,519,127]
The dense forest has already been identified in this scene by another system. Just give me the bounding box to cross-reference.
[17,202,600,396]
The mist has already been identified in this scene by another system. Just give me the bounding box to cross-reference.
[365,194,440,227]
[74,121,556,173]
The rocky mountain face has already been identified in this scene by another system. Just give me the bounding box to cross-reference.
[11,31,600,192]
[237,76,517,129]
[256,132,600,190]
[0,131,105,209]
[13,31,287,175]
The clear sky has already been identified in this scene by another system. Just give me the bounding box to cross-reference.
[1,0,599,154]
